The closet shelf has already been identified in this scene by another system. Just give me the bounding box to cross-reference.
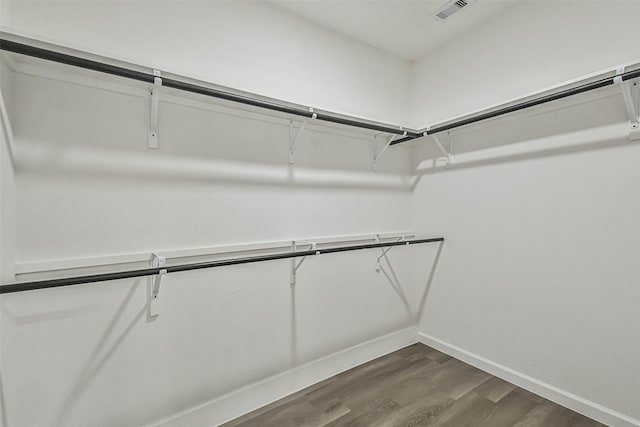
[0,35,421,141]
[411,66,640,140]
[0,237,444,294]
[1,32,638,146]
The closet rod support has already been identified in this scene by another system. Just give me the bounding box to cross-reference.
[148,70,162,149]
[614,67,640,140]
[373,131,406,171]
[290,241,317,286]
[375,235,406,272]
[430,131,452,167]
[149,253,166,316]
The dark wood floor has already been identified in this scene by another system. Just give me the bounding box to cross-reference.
[223,343,606,427]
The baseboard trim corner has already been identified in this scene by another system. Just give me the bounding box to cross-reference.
[151,326,418,427]
[418,332,640,427]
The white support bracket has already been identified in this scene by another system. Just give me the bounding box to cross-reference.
[429,128,453,167]
[289,120,307,164]
[614,67,640,141]
[149,252,167,316]
[288,108,316,164]
[373,130,406,172]
[374,234,407,272]
[148,70,162,149]
[290,240,317,286]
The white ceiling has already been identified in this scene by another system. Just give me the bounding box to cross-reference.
[271,0,521,61]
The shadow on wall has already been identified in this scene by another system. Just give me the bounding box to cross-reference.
[411,95,640,198]
[409,91,634,189]
[5,60,414,190]
[288,241,444,367]
[0,369,7,427]
[378,251,413,322]
[0,278,145,427]
[0,242,445,427]
[3,62,412,179]
[412,123,630,188]
[414,241,444,325]
[12,137,413,193]
[366,240,445,327]
[52,278,145,426]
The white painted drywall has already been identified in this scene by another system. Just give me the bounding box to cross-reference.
[0,5,426,424]
[410,0,640,128]
[0,58,16,427]
[0,64,424,427]
[3,0,640,426]
[4,0,411,126]
[411,1,640,423]
[0,58,15,283]
[0,0,10,28]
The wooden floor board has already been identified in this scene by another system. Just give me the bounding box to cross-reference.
[222,343,606,427]
[474,376,518,403]
[513,401,560,427]
[431,391,496,427]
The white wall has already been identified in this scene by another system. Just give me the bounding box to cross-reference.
[0,0,10,27]
[4,0,411,125]
[0,2,425,426]
[0,57,16,427]
[4,0,640,426]
[0,59,15,283]
[411,0,640,128]
[411,1,640,424]
[0,52,425,426]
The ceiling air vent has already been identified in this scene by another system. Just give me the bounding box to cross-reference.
[433,0,477,21]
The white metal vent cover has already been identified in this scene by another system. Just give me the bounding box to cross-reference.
[432,0,478,21]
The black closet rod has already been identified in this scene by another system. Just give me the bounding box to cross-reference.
[0,39,422,139]
[391,66,640,146]
[0,237,444,294]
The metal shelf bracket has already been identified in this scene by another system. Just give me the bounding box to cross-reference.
[614,67,640,141]
[288,108,317,164]
[429,128,453,167]
[289,120,307,164]
[148,69,162,149]
[374,234,407,272]
[290,240,317,286]
[149,252,167,316]
[373,131,406,171]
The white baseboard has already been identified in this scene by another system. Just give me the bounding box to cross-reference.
[418,332,640,427]
[150,326,418,427]
[148,328,638,427]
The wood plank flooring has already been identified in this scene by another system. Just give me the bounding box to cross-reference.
[223,343,606,427]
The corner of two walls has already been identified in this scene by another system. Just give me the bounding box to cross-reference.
[408,1,640,425]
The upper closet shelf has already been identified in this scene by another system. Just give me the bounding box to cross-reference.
[404,64,640,144]
[1,31,639,147]
[0,31,420,143]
